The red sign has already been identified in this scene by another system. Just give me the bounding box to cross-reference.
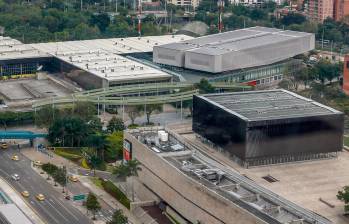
[123,139,132,161]
[246,80,257,86]
[123,149,131,161]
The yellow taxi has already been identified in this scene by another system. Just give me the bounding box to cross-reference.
[36,194,45,201]
[21,191,30,197]
[1,142,8,149]
[68,175,78,182]
[33,160,42,166]
[11,155,19,161]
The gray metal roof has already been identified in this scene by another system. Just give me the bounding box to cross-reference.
[200,89,342,121]
[158,26,313,56]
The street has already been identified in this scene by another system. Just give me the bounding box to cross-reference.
[0,146,114,224]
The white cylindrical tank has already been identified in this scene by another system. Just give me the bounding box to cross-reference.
[160,132,169,142]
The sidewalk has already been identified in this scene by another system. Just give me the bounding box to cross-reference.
[80,176,140,224]
[0,177,44,224]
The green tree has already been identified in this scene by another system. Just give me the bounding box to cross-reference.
[107,209,128,224]
[107,116,125,133]
[139,104,163,125]
[337,186,349,213]
[35,105,59,128]
[126,106,143,125]
[42,163,59,180]
[48,116,89,147]
[281,13,306,26]
[73,102,97,121]
[85,192,101,220]
[53,166,67,193]
[90,13,110,32]
[87,134,107,161]
[105,131,124,162]
[195,79,215,94]
[113,159,142,201]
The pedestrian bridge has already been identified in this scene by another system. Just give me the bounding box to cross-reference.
[0,131,47,140]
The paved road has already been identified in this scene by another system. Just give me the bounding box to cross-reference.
[0,148,92,224]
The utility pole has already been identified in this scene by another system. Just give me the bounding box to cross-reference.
[80,0,83,11]
[218,0,224,33]
[321,26,324,49]
[137,0,142,37]
[115,0,118,13]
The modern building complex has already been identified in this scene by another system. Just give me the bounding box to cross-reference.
[124,127,332,224]
[153,27,314,73]
[0,27,315,92]
[193,90,344,167]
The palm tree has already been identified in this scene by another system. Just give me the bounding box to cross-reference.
[113,159,141,201]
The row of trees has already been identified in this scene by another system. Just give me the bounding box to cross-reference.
[280,59,343,91]
[86,191,128,223]
[41,163,67,192]
[0,0,166,43]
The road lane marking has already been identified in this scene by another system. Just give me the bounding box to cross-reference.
[55,198,80,221]
[34,200,60,224]
[45,200,70,223]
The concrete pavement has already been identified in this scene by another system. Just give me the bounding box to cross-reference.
[0,177,44,224]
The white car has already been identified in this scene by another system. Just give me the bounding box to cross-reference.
[11,174,20,181]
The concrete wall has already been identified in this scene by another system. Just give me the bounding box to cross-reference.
[125,132,267,224]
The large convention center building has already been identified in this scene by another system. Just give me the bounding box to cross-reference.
[0,27,315,89]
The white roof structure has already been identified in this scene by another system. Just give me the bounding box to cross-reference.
[31,35,192,55]
[29,35,193,84]
[153,27,315,73]
[0,36,48,61]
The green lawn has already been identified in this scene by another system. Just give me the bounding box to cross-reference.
[54,148,83,162]
[90,177,103,189]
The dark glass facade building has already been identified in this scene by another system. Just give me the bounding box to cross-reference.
[193,90,344,167]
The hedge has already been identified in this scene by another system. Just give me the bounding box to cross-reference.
[100,178,130,209]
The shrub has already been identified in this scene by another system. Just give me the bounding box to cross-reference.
[81,158,90,169]
[100,179,130,209]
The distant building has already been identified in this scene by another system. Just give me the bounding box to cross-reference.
[167,0,200,9]
[193,90,344,167]
[334,0,349,21]
[343,55,349,95]
[307,0,334,22]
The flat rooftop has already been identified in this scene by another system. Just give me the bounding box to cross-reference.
[129,127,332,224]
[29,35,192,83]
[199,89,342,121]
[168,123,349,224]
[0,36,48,61]
[160,27,313,56]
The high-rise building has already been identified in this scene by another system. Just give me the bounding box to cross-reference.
[334,0,349,21]
[307,0,334,22]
